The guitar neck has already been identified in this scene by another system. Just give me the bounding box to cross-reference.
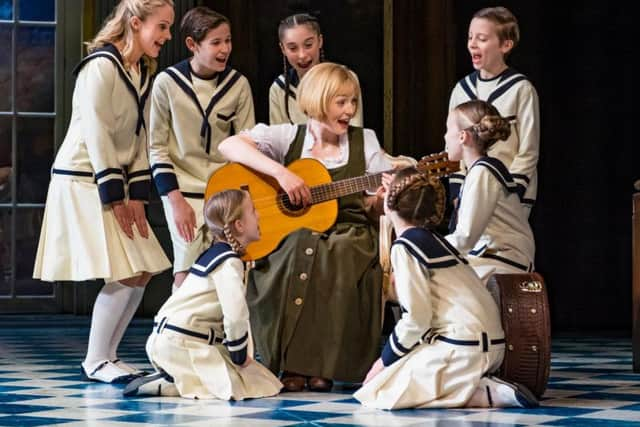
[310,170,390,204]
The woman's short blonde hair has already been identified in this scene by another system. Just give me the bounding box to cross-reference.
[297,62,360,121]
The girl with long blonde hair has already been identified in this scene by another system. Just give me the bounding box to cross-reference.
[34,0,175,383]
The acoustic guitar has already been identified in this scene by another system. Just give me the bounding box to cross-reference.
[204,152,459,261]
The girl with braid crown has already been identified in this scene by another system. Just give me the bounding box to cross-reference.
[355,167,538,410]
[445,100,535,283]
[125,189,282,399]
[268,13,364,126]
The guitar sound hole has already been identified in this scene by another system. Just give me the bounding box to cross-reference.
[279,194,307,216]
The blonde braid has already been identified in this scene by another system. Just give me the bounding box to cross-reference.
[223,223,244,255]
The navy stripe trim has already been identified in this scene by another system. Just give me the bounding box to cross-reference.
[471,158,519,197]
[511,173,531,184]
[435,335,506,347]
[129,180,150,201]
[469,244,488,256]
[164,68,207,150]
[165,68,205,115]
[153,173,179,196]
[391,330,411,354]
[52,168,93,178]
[381,343,398,366]
[274,77,297,99]
[481,253,530,271]
[181,192,204,199]
[226,331,248,347]
[395,240,459,269]
[433,232,469,264]
[98,180,125,204]
[74,45,149,136]
[127,169,151,179]
[488,75,527,104]
[469,71,478,86]
[287,67,300,87]
[203,71,242,153]
[151,163,175,171]
[165,66,242,153]
[459,77,477,100]
[165,324,208,340]
[95,168,123,179]
[229,347,247,366]
[217,111,236,121]
[497,67,519,83]
[189,243,239,276]
[226,332,249,366]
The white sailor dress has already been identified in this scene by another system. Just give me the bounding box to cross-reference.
[33,44,170,282]
[354,227,505,410]
[446,157,535,281]
[149,60,255,271]
[448,68,540,209]
[268,66,364,126]
[145,242,282,400]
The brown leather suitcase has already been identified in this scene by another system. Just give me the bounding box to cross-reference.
[486,272,551,398]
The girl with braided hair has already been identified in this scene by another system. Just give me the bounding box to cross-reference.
[268,13,363,126]
[354,167,538,410]
[445,99,535,282]
[125,189,283,399]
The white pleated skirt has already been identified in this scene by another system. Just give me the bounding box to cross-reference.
[146,329,282,400]
[354,340,504,410]
[33,175,171,283]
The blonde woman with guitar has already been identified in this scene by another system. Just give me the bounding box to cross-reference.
[218,62,391,392]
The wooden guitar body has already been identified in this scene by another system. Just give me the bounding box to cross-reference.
[205,152,457,261]
[205,158,337,260]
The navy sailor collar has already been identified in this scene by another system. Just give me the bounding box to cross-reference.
[189,242,240,277]
[170,59,234,86]
[73,43,149,89]
[459,67,528,104]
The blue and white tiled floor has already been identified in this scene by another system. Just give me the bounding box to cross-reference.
[1,315,639,426]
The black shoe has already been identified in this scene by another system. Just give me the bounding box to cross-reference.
[80,361,135,384]
[123,371,174,397]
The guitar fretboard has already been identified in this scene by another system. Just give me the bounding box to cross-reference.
[309,170,391,204]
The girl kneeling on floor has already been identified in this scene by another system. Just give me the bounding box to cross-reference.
[124,189,282,399]
[354,168,538,410]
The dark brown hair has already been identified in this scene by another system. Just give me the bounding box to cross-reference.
[386,167,446,228]
[181,6,230,44]
[277,13,323,123]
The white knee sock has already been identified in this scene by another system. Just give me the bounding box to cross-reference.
[83,281,136,372]
[108,286,145,362]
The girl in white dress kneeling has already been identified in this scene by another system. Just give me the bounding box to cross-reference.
[124,189,283,399]
[354,168,538,410]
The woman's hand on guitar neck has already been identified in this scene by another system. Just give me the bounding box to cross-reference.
[274,165,312,207]
[168,190,196,242]
[381,172,393,192]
